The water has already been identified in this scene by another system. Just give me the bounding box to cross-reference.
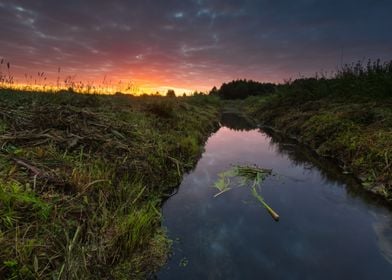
[158,118,392,280]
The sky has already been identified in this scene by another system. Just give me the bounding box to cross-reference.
[0,0,391,93]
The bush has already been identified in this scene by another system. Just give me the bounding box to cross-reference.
[211,79,276,99]
[146,100,176,118]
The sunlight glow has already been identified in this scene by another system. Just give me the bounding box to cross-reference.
[1,81,198,96]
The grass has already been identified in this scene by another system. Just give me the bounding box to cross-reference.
[240,60,392,201]
[213,165,278,221]
[0,89,220,279]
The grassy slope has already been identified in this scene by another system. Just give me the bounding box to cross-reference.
[241,71,391,201]
[0,90,220,279]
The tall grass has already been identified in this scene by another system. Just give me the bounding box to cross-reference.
[0,58,184,96]
[0,89,221,278]
[240,60,392,200]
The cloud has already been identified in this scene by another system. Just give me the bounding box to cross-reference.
[0,0,391,90]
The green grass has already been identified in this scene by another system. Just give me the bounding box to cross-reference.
[213,165,278,221]
[0,89,220,279]
[240,62,392,200]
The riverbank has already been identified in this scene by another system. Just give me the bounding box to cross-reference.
[158,113,392,279]
[238,75,391,201]
[0,89,220,279]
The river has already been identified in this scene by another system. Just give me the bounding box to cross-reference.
[158,115,392,280]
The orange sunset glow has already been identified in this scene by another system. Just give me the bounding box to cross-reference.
[2,1,391,95]
[1,1,392,279]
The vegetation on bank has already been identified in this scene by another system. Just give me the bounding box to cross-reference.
[238,60,392,200]
[210,79,275,100]
[1,58,390,279]
[0,89,220,279]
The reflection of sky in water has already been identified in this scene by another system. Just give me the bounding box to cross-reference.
[372,213,392,265]
[159,127,392,280]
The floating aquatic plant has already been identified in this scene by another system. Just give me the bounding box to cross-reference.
[213,169,236,197]
[213,165,280,221]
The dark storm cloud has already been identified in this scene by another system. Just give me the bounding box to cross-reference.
[0,0,391,88]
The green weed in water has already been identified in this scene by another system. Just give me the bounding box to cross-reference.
[213,169,236,197]
[213,165,279,221]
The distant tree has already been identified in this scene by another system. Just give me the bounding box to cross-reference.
[209,86,218,96]
[211,79,276,99]
[166,89,176,97]
[182,93,187,97]
[192,91,205,96]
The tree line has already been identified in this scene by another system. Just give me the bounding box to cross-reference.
[209,79,276,99]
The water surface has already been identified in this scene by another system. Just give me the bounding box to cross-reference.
[158,122,392,280]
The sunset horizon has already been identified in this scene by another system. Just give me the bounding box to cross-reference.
[0,1,391,279]
[1,1,391,94]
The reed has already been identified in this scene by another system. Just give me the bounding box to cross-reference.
[213,165,279,221]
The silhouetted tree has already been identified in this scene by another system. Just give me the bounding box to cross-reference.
[209,86,219,96]
[192,91,205,96]
[166,89,176,97]
[210,79,276,99]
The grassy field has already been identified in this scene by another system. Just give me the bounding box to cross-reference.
[240,61,392,201]
[1,60,391,278]
[0,89,220,279]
